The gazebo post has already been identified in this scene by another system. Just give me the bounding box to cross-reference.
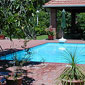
[50,8,57,39]
[71,10,76,33]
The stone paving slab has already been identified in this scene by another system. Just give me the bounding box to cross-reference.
[0,39,85,51]
[0,39,85,84]
[7,63,85,85]
[7,63,66,85]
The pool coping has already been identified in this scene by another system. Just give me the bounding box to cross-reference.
[26,40,85,49]
[0,39,85,56]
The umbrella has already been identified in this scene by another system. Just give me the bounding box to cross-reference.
[59,9,67,42]
[61,9,66,37]
[61,9,66,29]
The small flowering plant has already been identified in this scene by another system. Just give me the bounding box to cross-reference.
[46,26,54,36]
[47,31,54,36]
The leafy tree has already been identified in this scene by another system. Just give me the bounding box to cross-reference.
[0,0,36,39]
[35,10,50,35]
[0,0,50,39]
[77,13,85,30]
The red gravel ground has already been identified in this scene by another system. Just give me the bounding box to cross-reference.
[0,39,85,85]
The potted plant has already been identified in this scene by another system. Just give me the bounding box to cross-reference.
[0,35,5,39]
[58,49,85,85]
[0,29,5,39]
[6,54,24,85]
[47,31,54,40]
[6,40,31,85]
[6,73,22,85]
[6,52,31,85]
[46,26,54,40]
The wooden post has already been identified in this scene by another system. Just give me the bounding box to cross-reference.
[50,8,57,39]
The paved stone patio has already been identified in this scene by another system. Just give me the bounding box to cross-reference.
[0,39,85,85]
[6,62,85,85]
[0,39,85,51]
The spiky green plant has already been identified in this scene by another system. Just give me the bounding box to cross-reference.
[58,48,85,85]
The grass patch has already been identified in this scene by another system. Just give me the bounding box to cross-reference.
[37,35,48,40]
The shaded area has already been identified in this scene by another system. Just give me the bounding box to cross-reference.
[0,60,14,67]
[0,49,22,57]
[0,60,42,66]
[22,76,35,85]
[0,61,85,85]
[0,61,12,76]
[0,61,12,84]
[23,61,42,66]
[0,60,36,85]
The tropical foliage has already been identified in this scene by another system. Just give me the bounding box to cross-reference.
[0,0,85,39]
[59,48,85,85]
[0,0,49,39]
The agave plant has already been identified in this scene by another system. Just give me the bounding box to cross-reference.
[58,48,85,85]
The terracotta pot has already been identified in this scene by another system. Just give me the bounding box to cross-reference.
[48,35,54,40]
[62,79,84,85]
[6,77,22,85]
[0,35,5,39]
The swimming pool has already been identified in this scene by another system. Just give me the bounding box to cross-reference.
[0,43,85,64]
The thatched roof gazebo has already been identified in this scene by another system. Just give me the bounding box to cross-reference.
[43,0,85,39]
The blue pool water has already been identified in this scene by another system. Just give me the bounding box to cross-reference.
[0,43,85,64]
